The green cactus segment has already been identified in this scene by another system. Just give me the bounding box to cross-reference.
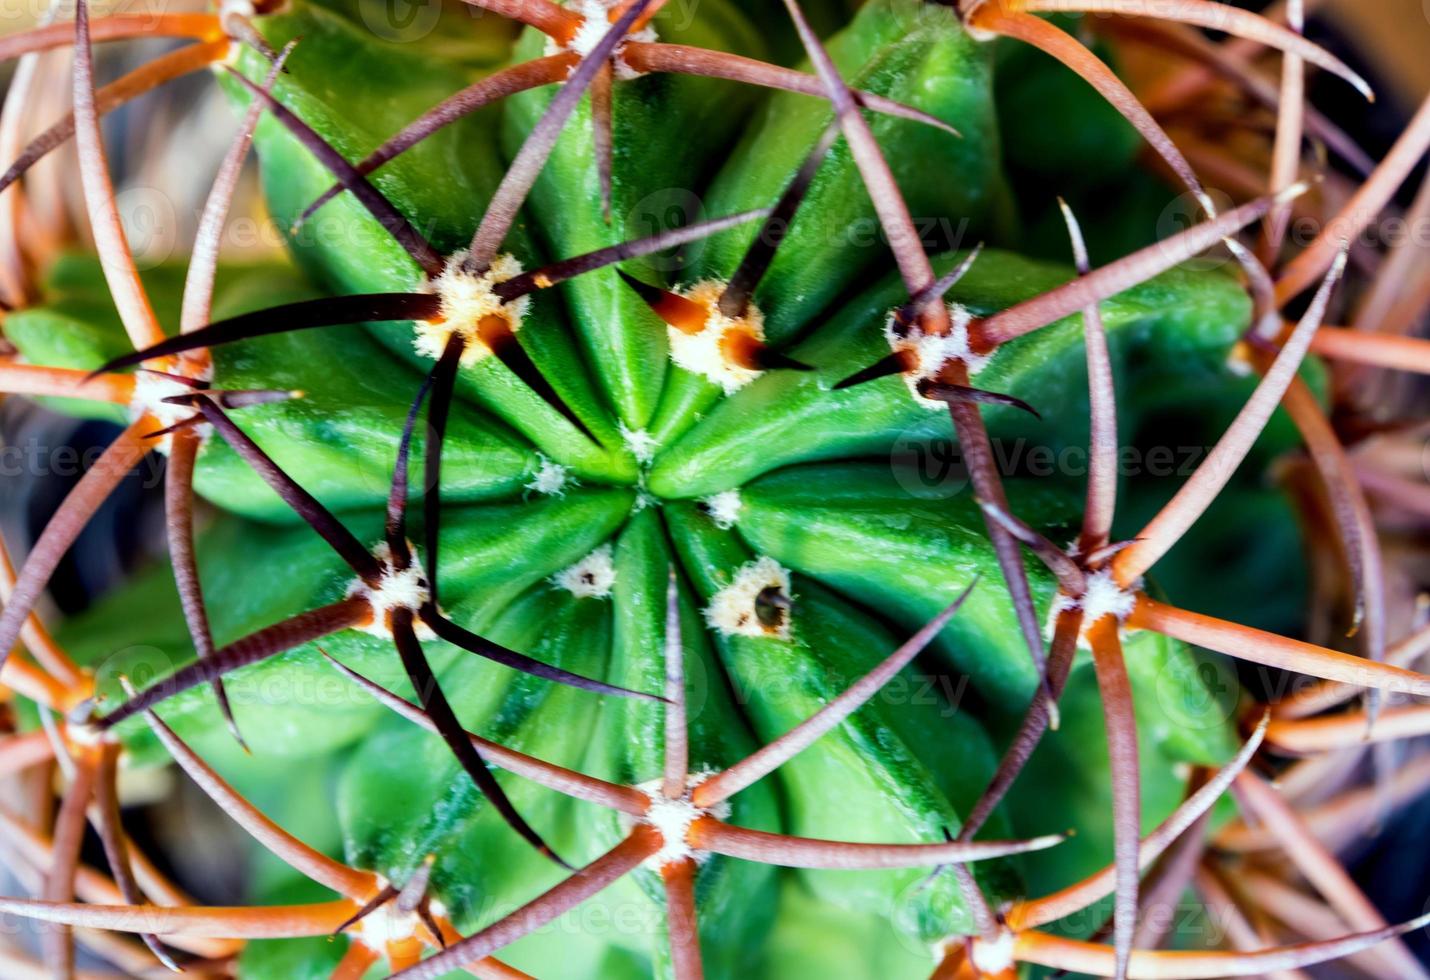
[758,879,939,980]
[307,0,520,66]
[690,0,999,340]
[602,511,774,793]
[665,502,1014,943]
[198,319,539,521]
[230,5,638,484]
[2,256,186,423]
[737,463,1065,708]
[233,3,501,291]
[4,255,546,521]
[596,509,780,978]
[427,288,640,485]
[1005,651,1227,903]
[648,0,1001,446]
[427,486,635,628]
[70,487,627,766]
[64,514,391,762]
[648,248,1252,499]
[339,582,608,925]
[503,0,766,429]
[992,17,1141,195]
[737,463,1239,762]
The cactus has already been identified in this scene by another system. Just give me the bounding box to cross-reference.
[0,0,1429,976]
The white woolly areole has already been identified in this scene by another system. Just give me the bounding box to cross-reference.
[883,302,991,409]
[632,772,730,870]
[525,456,572,497]
[356,883,417,949]
[416,252,528,366]
[964,21,1000,43]
[1047,567,1141,649]
[968,928,1016,974]
[553,544,616,599]
[545,0,658,80]
[129,372,211,449]
[220,0,256,20]
[959,2,1000,44]
[1226,341,1257,378]
[353,878,447,951]
[704,557,792,640]
[700,490,742,530]
[348,543,435,639]
[63,717,107,750]
[217,0,259,65]
[619,423,659,464]
[666,280,766,394]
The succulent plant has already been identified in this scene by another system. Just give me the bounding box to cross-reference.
[0,0,1429,976]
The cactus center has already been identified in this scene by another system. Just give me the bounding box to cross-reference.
[618,423,660,464]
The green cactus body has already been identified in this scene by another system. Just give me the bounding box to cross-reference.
[6,0,1282,975]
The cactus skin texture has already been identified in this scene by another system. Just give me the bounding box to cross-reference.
[3,0,1430,977]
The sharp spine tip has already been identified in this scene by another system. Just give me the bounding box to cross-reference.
[833,351,909,390]
[750,347,814,372]
[615,267,661,302]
